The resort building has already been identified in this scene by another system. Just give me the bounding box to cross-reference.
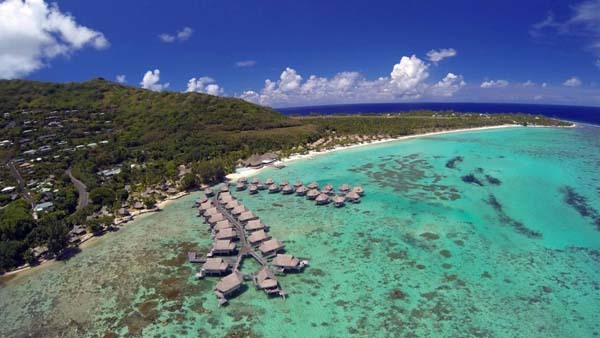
[250,178,260,185]
[248,230,271,245]
[293,180,303,188]
[307,181,319,189]
[231,205,246,216]
[339,184,351,192]
[279,179,289,187]
[272,254,308,272]
[210,239,236,255]
[306,189,319,200]
[215,228,238,240]
[295,186,308,196]
[268,184,280,193]
[215,271,244,305]
[259,238,285,257]
[235,182,246,191]
[281,184,294,194]
[245,219,267,232]
[248,185,258,194]
[238,211,258,222]
[352,186,365,196]
[253,266,282,295]
[265,178,275,185]
[345,191,361,203]
[200,258,229,276]
[214,220,233,231]
[315,193,330,205]
[208,213,226,224]
[332,195,345,207]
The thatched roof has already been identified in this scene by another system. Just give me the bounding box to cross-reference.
[250,178,260,185]
[203,207,219,217]
[219,185,229,192]
[306,189,319,197]
[133,201,144,209]
[248,230,271,244]
[202,258,228,272]
[295,186,307,194]
[255,267,278,289]
[265,178,274,185]
[214,220,233,230]
[282,184,294,193]
[279,179,289,186]
[209,213,226,224]
[259,238,284,254]
[268,184,280,192]
[272,254,300,268]
[322,184,333,192]
[333,195,345,203]
[118,207,130,216]
[245,219,266,231]
[316,193,330,202]
[232,205,246,215]
[345,191,360,200]
[238,211,257,222]
[215,228,237,240]
[199,201,213,210]
[293,180,303,187]
[215,271,244,293]
[339,184,351,192]
[213,239,235,251]
[307,181,319,189]
[196,196,208,205]
[352,186,365,195]
[225,200,240,210]
[237,177,248,183]
[218,192,232,200]
[248,184,258,192]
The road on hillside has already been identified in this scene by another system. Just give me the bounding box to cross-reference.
[7,160,35,207]
[66,168,89,210]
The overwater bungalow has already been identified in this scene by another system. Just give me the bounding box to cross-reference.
[272,254,309,272]
[245,219,267,232]
[268,184,280,193]
[210,239,236,255]
[208,213,226,224]
[199,258,229,277]
[219,191,232,200]
[220,185,229,193]
[316,193,331,205]
[307,181,319,189]
[293,180,303,187]
[281,184,294,194]
[259,238,285,257]
[215,228,238,240]
[322,184,334,194]
[306,189,320,200]
[235,182,247,191]
[204,188,214,197]
[248,184,258,194]
[279,179,289,187]
[225,200,239,210]
[199,201,213,211]
[253,266,282,295]
[352,186,365,196]
[265,178,275,185]
[195,195,208,206]
[345,191,361,203]
[248,229,271,245]
[214,220,233,231]
[215,271,244,305]
[203,207,219,218]
[332,195,345,207]
[250,178,260,185]
[339,183,351,192]
[238,211,258,222]
[295,186,308,196]
[237,177,248,184]
[232,205,246,216]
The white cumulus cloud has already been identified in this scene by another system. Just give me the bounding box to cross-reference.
[186,76,224,96]
[116,74,126,83]
[0,0,109,79]
[523,80,535,87]
[426,48,457,63]
[431,73,466,97]
[159,26,193,43]
[563,76,582,87]
[140,69,169,91]
[480,79,509,88]
[240,54,465,106]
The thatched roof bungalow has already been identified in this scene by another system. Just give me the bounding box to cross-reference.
[118,207,130,216]
[332,195,345,207]
[259,238,284,256]
[293,180,303,187]
[199,201,213,211]
[204,188,214,197]
[316,193,330,205]
[235,182,247,191]
[201,258,229,275]
[248,184,258,194]
[322,184,334,194]
[306,189,320,200]
[279,179,289,187]
[253,266,279,292]
[208,213,226,224]
[203,207,219,218]
[211,239,236,255]
[268,184,280,193]
[295,186,307,196]
[214,220,233,231]
[237,177,248,184]
[339,183,351,192]
[215,228,237,240]
[307,181,319,189]
[219,185,229,192]
[250,178,260,185]
[245,219,267,232]
[215,271,244,297]
[345,191,361,203]
[238,211,258,222]
[232,205,246,216]
[265,178,275,185]
[352,186,365,196]
[272,254,308,271]
[248,230,271,245]
[281,184,294,195]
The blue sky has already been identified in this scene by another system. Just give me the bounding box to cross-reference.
[1,0,600,107]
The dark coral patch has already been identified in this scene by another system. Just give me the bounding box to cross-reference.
[461,174,484,186]
[445,156,464,169]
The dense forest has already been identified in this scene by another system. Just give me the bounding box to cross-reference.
[0,78,570,272]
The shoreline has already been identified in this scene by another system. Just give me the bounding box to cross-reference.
[226,123,570,181]
[1,192,190,278]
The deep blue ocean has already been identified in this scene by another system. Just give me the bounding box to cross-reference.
[277,102,600,125]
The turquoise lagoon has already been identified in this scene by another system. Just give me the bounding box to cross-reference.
[1,125,600,337]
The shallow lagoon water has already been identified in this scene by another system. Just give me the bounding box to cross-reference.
[1,126,600,337]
